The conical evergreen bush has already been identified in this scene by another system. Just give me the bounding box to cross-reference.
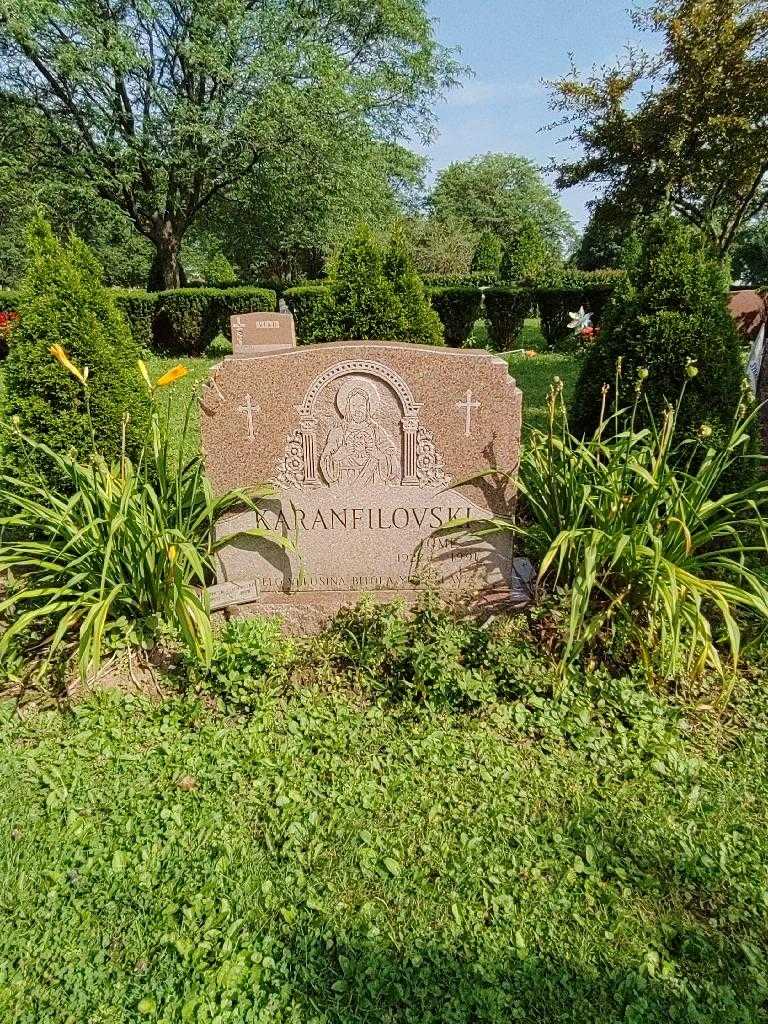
[384,231,444,346]
[327,225,406,340]
[572,215,747,446]
[1,216,149,488]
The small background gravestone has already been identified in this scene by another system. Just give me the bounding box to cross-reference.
[231,311,296,356]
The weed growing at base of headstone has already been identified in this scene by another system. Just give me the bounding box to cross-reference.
[182,597,556,713]
[316,595,552,709]
[186,617,295,711]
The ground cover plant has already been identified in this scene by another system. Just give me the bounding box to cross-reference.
[1,617,768,1023]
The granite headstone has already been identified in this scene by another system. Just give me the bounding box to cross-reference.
[230,311,296,357]
[201,339,524,622]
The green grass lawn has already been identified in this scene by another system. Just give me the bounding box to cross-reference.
[1,681,767,1023]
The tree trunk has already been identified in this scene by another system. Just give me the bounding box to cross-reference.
[147,218,187,291]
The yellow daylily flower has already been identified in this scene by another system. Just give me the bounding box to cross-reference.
[155,364,189,388]
[50,344,88,387]
[137,359,153,391]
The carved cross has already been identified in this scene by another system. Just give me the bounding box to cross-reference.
[456,389,480,437]
[239,393,260,442]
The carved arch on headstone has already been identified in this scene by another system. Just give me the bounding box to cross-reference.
[276,359,448,488]
[297,360,418,417]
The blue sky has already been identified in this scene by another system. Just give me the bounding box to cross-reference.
[423,0,648,229]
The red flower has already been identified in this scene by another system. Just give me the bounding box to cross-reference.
[0,310,19,336]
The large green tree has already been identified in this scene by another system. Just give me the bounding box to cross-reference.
[203,129,422,283]
[549,0,768,260]
[428,153,576,259]
[732,218,768,285]
[0,0,457,290]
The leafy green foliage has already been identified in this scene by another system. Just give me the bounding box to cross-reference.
[154,287,277,354]
[732,218,768,285]
[316,595,545,708]
[399,214,480,278]
[383,232,444,345]
[549,0,768,258]
[0,367,285,681]
[471,231,504,274]
[283,285,335,344]
[326,226,406,341]
[572,218,746,441]
[494,380,768,679]
[204,333,233,359]
[1,0,458,288]
[428,287,483,347]
[187,617,295,711]
[430,153,577,257]
[207,134,422,283]
[113,290,157,351]
[574,198,636,271]
[484,288,533,351]
[0,218,149,489]
[500,219,561,283]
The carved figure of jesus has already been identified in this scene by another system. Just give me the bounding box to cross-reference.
[319,385,399,486]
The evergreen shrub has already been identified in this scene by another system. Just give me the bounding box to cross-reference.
[384,232,444,346]
[1,217,149,488]
[422,272,499,288]
[572,217,746,446]
[484,288,533,351]
[500,219,561,283]
[283,285,334,344]
[471,231,504,275]
[205,333,233,358]
[114,286,277,354]
[428,287,483,347]
[113,290,156,350]
[153,287,277,354]
[212,287,278,337]
[327,225,406,341]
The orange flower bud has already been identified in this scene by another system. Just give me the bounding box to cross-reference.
[155,364,189,388]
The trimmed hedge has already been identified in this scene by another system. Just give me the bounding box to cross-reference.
[484,288,533,351]
[422,272,500,288]
[534,270,624,350]
[113,290,156,350]
[283,285,333,344]
[113,286,277,354]
[287,284,482,349]
[428,287,483,347]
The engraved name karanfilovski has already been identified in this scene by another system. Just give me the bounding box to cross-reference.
[276,359,449,489]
